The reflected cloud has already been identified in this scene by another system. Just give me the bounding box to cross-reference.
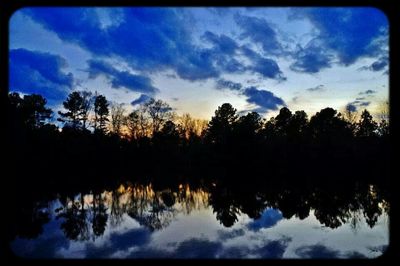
[295,244,340,258]
[10,182,389,259]
[247,208,283,231]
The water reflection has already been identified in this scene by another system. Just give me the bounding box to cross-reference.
[10,181,389,258]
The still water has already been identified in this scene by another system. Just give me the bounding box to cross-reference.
[11,182,389,258]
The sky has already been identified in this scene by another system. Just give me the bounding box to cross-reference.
[9,7,389,120]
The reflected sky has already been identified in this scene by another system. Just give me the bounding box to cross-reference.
[11,183,389,259]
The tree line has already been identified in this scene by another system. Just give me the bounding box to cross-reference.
[8,90,389,139]
[7,90,390,185]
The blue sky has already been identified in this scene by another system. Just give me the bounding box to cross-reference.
[9,7,388,119]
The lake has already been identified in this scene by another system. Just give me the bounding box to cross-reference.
[10,181,389,258]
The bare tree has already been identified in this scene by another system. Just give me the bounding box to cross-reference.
[110,103,125,135]
[178,113,208,138]
[144,98,174,135]
[377,100,389,122]
[178,113,196,139]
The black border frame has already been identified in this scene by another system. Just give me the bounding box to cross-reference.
[1,0,398,265]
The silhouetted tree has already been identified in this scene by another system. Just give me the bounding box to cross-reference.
[287,110,308,139]
[9,93,52,129]
[125,110,141,140]
[93,94,109,134]
[58,91,85,129]
[233,112,263,152]
[356,110,378,137]
[92,193,108,237]
[205,103,238,146]
[309,107,351,141]
[80,91,93,130]
[274,107,292,136]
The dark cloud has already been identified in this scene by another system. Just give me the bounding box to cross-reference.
[174,238,223,258]
[291,8,388,66]
[131,94,152,106]
[173,49,220,81]
[370,57,388,71]
[217,228,245,240]
[215,79,243,91]
[10,220,70,258]
[201,32,246,75]
[202,31,238,55]
[219,246,251,258]
[86,228,151,258]
[9,48,73,103]
[241,46,286,80]
[256,238,291,258]
[235,14,283,55]
[109,228,150,251]
[345,251,368,259]
[290,40,333,73]
[359,56,388,72]
[346,103,357,112]
[307,84,325,92]
[359,101,370,107]
[247,208,283,231]
[359,90,377,95]
[295,244,340,258]
[243,87,286,113]
[347,99,371,111]
[24,8,222,82]
[126,247,172,258]
[87,59,158,94]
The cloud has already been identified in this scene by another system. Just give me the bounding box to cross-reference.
[243,87,286,113]
[85,228,151,258]
[202,31,238,55]
[201,32,246,75]
[359,56,388,72]
[174,238,223,258]
[291,8,388,66]
[290,40,333,73]
[86,59,158,94]
[11,219,70,258]
[347,99,371,111]
[359,90,377,95]
[346,103,357,112]
[109,228,150,250]
[174,49,220,81]
[295,244,340,258]
[307,84,325,92]
[345,251,368,259]
[217,228,246,241]
[219,246,251,258]
[215,79,243,91]
[359,102,370,107]
[9,48,73,103]
[24,8,222,82]
[247,208,283,231]
[131,94,152,106]
[256,238,291,258]
[235,14,283,55]
[241,46,285,80]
